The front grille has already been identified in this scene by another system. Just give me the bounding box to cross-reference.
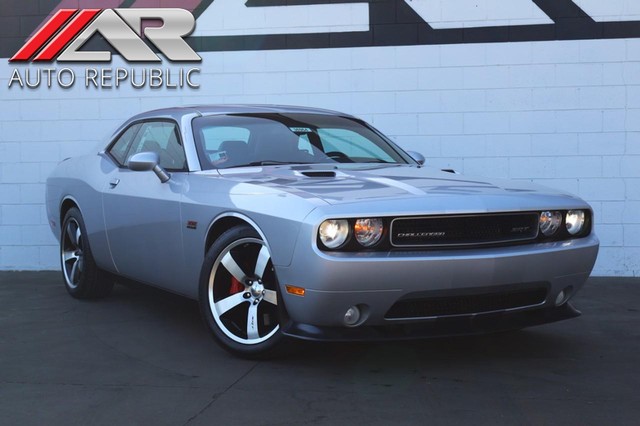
[385,287,548,319]
[390,213,539,248]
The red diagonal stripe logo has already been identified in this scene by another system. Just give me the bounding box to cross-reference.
[34,9,101,62]
[10,9,78,62]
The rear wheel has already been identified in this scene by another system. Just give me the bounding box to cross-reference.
[60,207,113,299]
[199,225,284,357]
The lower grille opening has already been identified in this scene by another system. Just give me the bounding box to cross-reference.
[385,287,548,319]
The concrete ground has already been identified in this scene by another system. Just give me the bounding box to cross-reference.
[0,272,638,426]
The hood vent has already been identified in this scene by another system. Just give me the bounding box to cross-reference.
[301,171,336,178]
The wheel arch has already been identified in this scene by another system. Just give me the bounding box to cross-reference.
[60,196,82,230]
[204,212,271,256]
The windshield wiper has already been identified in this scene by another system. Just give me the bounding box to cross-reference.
[232,160,313,168]
[362,159,392,163]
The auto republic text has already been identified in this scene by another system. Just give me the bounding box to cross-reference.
[8,67,200,90]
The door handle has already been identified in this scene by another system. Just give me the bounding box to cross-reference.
[109,178,120,188]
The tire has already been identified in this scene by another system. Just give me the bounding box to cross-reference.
[60,207,114,299]
[199,225,284,358]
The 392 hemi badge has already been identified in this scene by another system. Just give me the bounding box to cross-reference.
[186,221,198,230]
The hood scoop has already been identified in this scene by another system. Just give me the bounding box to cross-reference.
[300,170,337,178]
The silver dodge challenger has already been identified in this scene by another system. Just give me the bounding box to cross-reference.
[46,105,599,357]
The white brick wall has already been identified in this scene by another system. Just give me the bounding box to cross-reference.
[1,36,639,275]
[406,0,553,29]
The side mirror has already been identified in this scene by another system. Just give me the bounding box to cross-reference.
[407,151,425,165]
[128,151,170,183]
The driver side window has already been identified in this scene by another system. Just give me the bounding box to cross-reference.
[126,121,186,171]
[108,123,141,166]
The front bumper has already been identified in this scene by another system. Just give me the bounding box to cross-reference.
[281,302,581,341]
[275,233,599,332]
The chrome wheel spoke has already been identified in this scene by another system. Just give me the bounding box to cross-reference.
[221,252,247,283]
[215,292,247,315]
[75,227,82,249]
[246,303,259,339]
[70,259,80,283]
[262,289,277,306]
[67,221,79,248]
[63,250,78,262]
[254,245,270,279]
[61,218,84,289]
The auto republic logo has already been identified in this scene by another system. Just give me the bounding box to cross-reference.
[8,8,201,90]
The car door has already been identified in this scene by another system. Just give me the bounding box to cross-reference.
[102,119,187,290]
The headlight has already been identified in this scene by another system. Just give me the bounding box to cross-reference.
[318,219,349,249]
[565,210,586,235]
[539,211,562,236]
[354,218,384,247]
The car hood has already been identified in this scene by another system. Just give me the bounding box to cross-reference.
[211,164,577,207]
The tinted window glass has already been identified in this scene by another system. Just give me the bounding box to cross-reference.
[108,123,141,166]
[297,134,314,155]
[201,126,251,150]
[318,128,394,162]
[192,113,410,170]
[199,126,251,166]
[126,121,186,170]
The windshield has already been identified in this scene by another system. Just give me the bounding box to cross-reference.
[192,113,412,170]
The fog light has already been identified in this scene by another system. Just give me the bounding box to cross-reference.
[555,286,573,306]
[344,305,361,326]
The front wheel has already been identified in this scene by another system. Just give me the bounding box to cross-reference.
[199,225,284,357]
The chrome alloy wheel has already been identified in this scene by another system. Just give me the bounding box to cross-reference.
[61,218,84,289]
[208,238,279,345]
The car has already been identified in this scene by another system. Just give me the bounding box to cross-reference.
[46,105,599,357]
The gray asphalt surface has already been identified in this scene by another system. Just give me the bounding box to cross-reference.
[0,272,638,425]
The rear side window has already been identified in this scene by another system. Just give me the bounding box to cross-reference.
[108,124,141,166]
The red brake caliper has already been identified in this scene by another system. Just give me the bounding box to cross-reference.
[229,276,244,295]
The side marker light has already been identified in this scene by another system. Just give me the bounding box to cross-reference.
[286,285,305,297]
